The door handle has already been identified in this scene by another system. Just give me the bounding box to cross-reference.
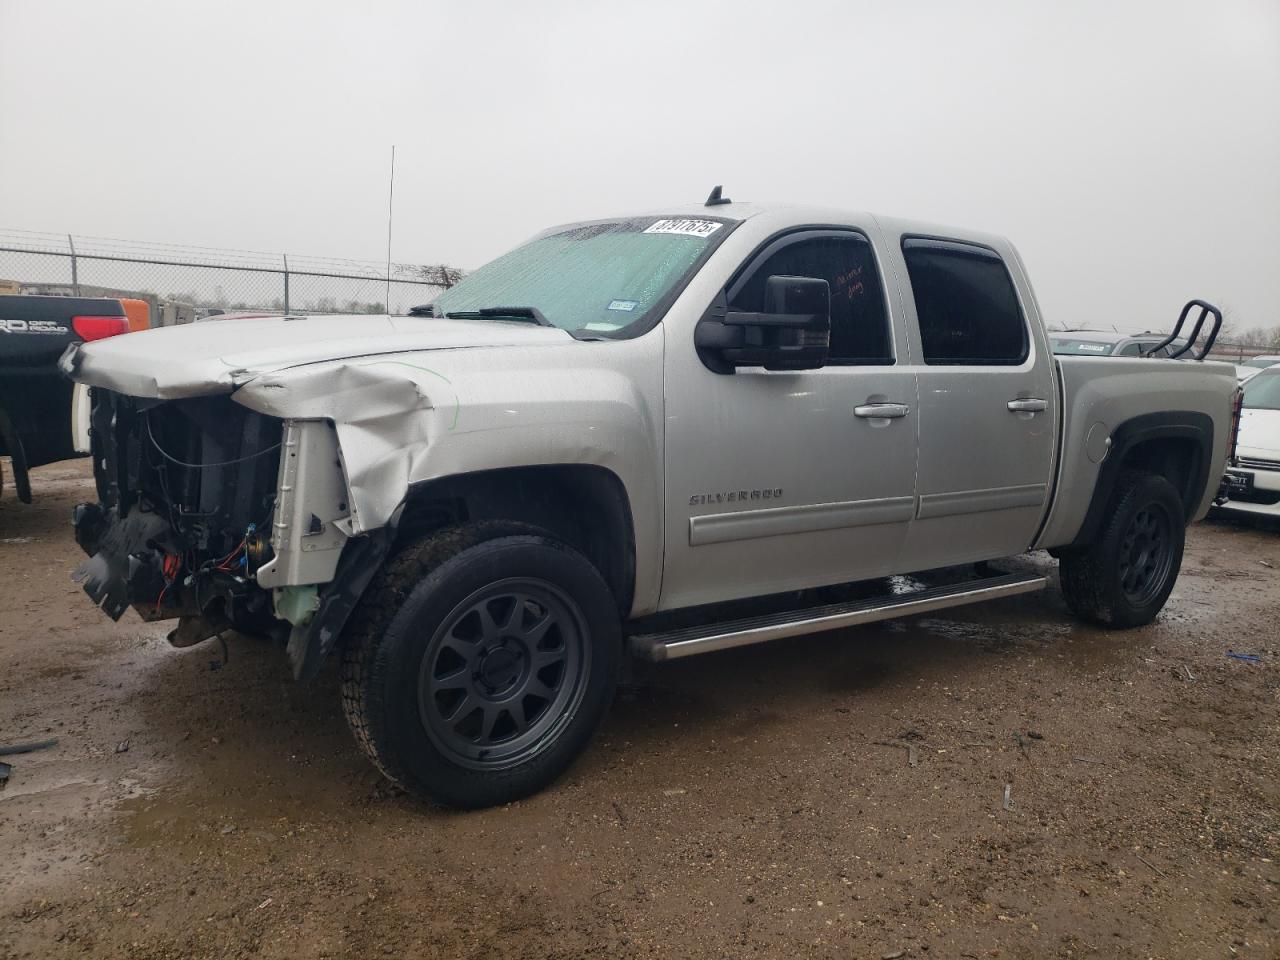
[854,402,910,419]
[1006,398,1048,413]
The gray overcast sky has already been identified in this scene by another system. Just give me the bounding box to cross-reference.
[2,0,1277,332]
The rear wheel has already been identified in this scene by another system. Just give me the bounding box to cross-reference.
[1059,470,1185,628]
[341,522,620,808]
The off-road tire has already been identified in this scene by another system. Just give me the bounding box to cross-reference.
[340,521,620,808]
[1059,470,1185,628]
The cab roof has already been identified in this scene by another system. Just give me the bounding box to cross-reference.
[608,198,1012,250]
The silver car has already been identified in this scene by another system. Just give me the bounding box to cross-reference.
[1051,331,1183,358]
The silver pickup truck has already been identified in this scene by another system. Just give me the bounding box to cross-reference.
[62,196,1240,807]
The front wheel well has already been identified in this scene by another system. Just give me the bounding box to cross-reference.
[393,464,637,616]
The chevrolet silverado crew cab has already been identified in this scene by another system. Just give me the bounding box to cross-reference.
[62,194,1239,808]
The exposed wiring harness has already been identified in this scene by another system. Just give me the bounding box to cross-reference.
[145,413,281,469]
[153,553,183,615]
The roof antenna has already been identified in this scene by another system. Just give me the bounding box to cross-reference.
[705,184,731,206]
[385,144,396,315]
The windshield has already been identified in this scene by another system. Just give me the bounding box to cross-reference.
[1242,369,1280,411]
[429,216,730,337]
[1051,337,1116,356]
[1243,356,1280,369]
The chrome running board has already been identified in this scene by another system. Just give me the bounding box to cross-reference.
[629,572,1047,662]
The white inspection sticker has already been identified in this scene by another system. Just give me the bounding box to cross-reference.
[643,218,724,238]
[607,299,639,312]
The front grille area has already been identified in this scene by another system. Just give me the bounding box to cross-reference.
[75,389,285,627]
[1236,456,1280,472]
[90,389,283,559]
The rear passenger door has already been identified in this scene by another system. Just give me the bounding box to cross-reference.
[890,236,1057,569]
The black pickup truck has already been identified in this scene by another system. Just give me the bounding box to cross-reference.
[0,295,130,502]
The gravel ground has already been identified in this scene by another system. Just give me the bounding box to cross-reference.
[1,459,1277,960]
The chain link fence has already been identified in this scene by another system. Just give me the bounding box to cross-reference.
[0,228,455,324]
[1206,340,1277,363]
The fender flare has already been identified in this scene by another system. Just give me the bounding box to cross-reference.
[288,527,394,681]
[1067,411,1213,550]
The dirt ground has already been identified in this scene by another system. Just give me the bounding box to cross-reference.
[1,460,1277,960]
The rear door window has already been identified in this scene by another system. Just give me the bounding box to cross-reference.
[901,238,1028,365]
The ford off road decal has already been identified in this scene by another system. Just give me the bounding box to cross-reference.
[0,318,67,335]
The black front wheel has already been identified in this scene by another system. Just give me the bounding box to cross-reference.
[418,578,591,770]
[341,522,620,808]
[1060,470,1186,628]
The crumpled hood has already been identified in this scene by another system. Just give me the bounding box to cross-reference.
[61,313,571,399]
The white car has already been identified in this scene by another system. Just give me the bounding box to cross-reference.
[1236,354,1280,383]
[1240,354,1280,371]
[1220,367,1280,521]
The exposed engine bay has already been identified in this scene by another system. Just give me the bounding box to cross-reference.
[73,388,285,643]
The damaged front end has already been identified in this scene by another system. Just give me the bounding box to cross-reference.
[73,388,389,678]
[74,389,285,634]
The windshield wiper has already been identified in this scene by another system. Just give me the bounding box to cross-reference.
[444,306,553,327]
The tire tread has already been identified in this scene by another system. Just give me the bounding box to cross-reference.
[1059,469,1184,628]
[340,522,538,791]
[339,521,618,807]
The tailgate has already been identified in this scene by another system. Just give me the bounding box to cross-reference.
[0,295,124,366]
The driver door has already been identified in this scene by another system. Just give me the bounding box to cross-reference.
[659,227,919,612]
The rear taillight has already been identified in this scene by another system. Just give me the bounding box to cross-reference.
[1228,386,1244,464]
[71,315,130,342]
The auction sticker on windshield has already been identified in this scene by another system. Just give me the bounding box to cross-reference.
[644,218,723,238]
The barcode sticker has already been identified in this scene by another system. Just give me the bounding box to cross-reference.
[643,218,723,238]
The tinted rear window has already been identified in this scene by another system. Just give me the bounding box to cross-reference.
[902,238,1028,365]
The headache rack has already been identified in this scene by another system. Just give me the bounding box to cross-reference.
[1141,299,1224,360]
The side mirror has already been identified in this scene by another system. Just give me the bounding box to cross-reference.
[695,275,831,374]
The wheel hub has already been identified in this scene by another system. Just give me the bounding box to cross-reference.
[475,640,527,696]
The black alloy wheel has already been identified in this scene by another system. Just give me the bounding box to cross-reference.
[1117,503,1175,607]
[1058,470,1186,629]
[418,579,590,769]
[340,523,621,808]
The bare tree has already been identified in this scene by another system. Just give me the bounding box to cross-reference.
[415,264,466,289]
[1238,327,1273,348]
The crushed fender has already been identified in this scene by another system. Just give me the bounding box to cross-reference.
[236,361,452,534]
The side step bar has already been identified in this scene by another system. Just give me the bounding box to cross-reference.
[629,572,1047,662]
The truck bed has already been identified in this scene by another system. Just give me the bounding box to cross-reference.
[1036,354,1238,550]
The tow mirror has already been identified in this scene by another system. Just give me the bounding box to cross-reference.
[694,276,831,374]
